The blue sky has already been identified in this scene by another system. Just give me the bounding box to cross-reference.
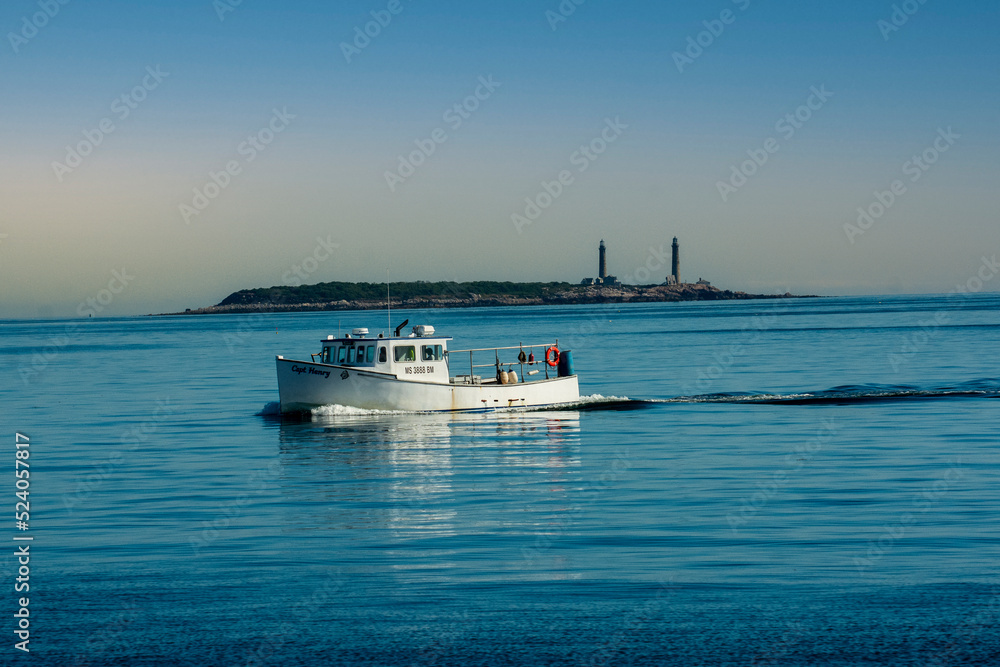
[1,0,998,317]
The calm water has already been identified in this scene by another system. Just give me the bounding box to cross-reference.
[2,294,999,666]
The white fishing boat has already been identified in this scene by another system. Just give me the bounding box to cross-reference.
[275,321,579,413]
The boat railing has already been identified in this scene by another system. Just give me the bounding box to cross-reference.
[449,341,559,382]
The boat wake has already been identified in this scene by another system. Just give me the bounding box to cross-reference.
[310,404,411,417]
[664,379,1000,405]
[257,401,417,419]
[534,394,650,411]
[257,381,999,418]
[256,394,647,419]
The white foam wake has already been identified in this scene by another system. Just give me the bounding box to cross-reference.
[310,404,411,417]
[258,393,637,419]
[577,393,632,403]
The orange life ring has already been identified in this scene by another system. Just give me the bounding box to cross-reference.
[545,346,560,367]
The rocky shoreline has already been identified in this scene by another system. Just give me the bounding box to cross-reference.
[168,283,811,316]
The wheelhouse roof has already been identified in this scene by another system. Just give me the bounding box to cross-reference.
[321,335,453,343]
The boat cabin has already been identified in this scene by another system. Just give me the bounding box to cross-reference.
[311,325,572,387]
[315,326,453,384]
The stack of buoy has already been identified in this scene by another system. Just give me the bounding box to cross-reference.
[498,367,519,384]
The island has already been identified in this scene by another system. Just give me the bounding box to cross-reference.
[171,281,811,315]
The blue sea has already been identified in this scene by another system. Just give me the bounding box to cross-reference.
[2,294,999,666]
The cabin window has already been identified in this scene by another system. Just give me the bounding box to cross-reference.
[378,346,387,363]
[321,348,331,363]
[337,346,347,364]
[356,346,368,363]
[422,345,443,361]
[366,346,375,363]
[394,345,416,362]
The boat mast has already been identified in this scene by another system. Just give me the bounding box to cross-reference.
[386,268,391,335]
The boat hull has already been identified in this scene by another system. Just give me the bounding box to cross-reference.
[276,357,579,413]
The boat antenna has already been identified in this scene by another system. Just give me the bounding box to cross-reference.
[386,268,391,335]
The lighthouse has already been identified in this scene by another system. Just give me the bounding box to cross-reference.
[581,240,618,286]
[671,237,680,284]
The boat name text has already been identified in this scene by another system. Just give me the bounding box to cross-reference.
[291,365,331,379]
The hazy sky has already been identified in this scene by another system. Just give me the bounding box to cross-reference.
[1,0,998,317]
